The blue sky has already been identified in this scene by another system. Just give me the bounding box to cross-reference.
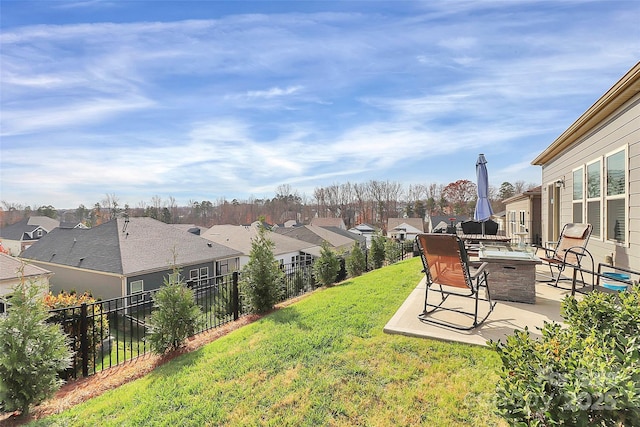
[1,1,639,209]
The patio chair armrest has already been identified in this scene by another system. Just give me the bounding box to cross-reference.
[469,262,488,279]
[560,246,592,264]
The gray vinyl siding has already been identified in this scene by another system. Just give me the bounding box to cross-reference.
[126,261,216,294]
[541,93,640,271]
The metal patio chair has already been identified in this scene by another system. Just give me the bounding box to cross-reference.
[416,233,496,330]
[539,223,592,288]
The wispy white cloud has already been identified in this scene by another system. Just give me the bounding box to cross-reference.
[1,1,639,207]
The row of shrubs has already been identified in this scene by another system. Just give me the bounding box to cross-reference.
[0,229,410,416]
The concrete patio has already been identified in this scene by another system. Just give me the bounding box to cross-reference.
[384,267,578,346]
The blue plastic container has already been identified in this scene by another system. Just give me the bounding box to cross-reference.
[602,272,630,291]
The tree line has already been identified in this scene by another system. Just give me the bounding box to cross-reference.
[1,180,536,229]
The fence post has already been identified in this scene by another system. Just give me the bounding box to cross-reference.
[232,271,239,321]
[79,302,89,377]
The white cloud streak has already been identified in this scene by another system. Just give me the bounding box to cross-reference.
[1,1,639,207]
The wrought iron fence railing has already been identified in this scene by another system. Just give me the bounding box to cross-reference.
[48,247,413,380]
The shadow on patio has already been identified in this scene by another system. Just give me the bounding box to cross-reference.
[384,265,576,346]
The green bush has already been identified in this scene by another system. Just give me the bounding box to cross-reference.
[368,233,386,269]
[0,281,72,415]
[312,241,341,287]
[239,226,285,314]
[44,291,109,377]
[384,239,402,264]
[345,242,366,277]
[491,286,640,426]
[147,272,202,355]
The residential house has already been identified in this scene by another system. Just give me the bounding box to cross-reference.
[532,61,640,271]
[0,216,60,255]
[503,186,542,246]
[348,223,376,247]
[20,217,241,300]
[386,218,425,242]
[201,222,321,267]
[0,253,52,313]
[427,215,470,233]
[273,224,366,253]
[309,217,347,230]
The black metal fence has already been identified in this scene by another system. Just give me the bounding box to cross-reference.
[49,261,316,379]
[48,243,413,380]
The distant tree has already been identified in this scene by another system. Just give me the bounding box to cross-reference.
[414,200,427,219]
[443,180,476,215]
[161,207,172,224]
[240,226,284,313]
[101,193,121,221]
[36,205,57,219]
[404,202,414,218]
[313,241,341,286]
[498,182,516,201]
[75,204,89,223]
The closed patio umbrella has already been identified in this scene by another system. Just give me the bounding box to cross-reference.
[474,153,494,235]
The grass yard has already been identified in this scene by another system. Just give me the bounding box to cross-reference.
[29,257,506,426]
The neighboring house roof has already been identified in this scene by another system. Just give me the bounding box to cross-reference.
[0,216,59,241]
[533,62,640,165]
[353,223,375,232]
[59,221,88,229]
[387,218,425,234]
[201,223,319,257]
[310,218,346,229]
[0,253,52,282]
[429,215,469,227]
[274,225,364,250]
[503,186,542,204]
[21,217,241,276]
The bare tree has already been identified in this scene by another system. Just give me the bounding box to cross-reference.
[101,193,121,221]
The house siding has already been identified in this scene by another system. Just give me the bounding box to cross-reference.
[26,262,123,300]
[541,92,640,271]
[126,261,216,293]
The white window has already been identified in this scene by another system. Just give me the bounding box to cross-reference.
[605,147,627,244]
[572,167,584,224]
[199,267,209,279]
[168,272,180,284]
[190,269,199,280]
[586,159,602,239]
[130,280,144,294]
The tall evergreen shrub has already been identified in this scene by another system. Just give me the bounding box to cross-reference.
[368,233,386,269]
[313,241,341,286]
[0,280,72,415]
[346,242,366,277]
[239,226,284,314]
[147,270,202,354]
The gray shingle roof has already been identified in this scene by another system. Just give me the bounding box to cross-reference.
[274,225,364,250]
[21,217,241,275]
[201,223,318,256]
[0,216,60,241]
[0,253,52,281]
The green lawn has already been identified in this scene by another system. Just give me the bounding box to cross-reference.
[30,257,506,426]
